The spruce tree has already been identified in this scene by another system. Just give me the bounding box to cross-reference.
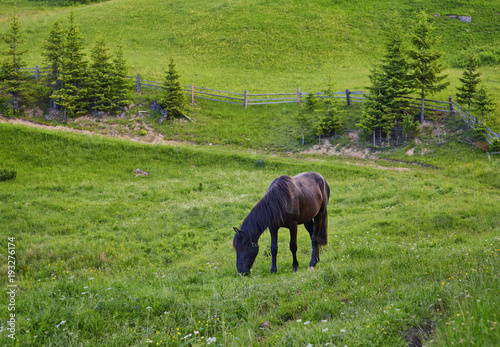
[357,67,393,146]
[86,37,114,113]
[473,85,495,125]
[52,12,87,118]
[379,13,412,124]
[161,57,186,118]
[42,20,65,105]
[315,80,343,139]
[409,11,449,123]
[110,45,131,111]
[1,15,27,111]
[456,45,481,118]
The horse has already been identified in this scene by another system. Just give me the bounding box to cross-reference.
[233,172,330,275]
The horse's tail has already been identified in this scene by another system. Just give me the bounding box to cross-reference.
[317,212,328,246]
[317,179,330,246]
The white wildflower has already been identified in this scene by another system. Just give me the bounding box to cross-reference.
[207,337,217,344]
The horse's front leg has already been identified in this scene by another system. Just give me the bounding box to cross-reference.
[289,223,299,272]
[270,227,278,273]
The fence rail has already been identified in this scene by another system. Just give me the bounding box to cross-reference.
[3,65,499,142]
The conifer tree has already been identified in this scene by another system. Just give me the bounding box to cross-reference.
[161,58,186,118]
[52,12,87,118]
[409,11,449,123]
[294,109,312,145]
[456,45,481,117]
[86,37,114,113]
[315,80,343,139]
[379,13,412,124]
[110,45,131,111]
[42,21,65,109]
[357,67,393,146]
[1,15,27,111]
[473,85,495,125]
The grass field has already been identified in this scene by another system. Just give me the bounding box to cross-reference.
[0,123,499,346]
[1,1,500,345]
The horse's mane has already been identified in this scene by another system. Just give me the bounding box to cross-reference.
[240,175,294,241]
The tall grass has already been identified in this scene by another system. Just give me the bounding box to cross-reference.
[0,123,499,345]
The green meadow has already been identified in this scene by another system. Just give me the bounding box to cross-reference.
[0,123,499,346]
[1,0,500,345]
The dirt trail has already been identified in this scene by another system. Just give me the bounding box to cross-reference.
[0,115,188,147]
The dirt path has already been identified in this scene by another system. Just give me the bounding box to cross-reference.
[0,115,189,147]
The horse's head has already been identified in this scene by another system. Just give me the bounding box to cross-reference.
[233,227,259,275]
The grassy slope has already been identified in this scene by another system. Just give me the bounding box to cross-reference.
[0,124,499,345]
[1,1,500,94]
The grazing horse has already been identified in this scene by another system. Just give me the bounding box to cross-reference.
[233,172,330,275]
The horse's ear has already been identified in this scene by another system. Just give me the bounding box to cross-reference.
[233,227,243,236]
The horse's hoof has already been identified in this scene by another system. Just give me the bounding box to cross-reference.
[308,266,315,271]
[292,268,297,272]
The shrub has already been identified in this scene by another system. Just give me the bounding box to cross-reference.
[473,124,486,138]
[0,169,17,182]
[490,138,500,152]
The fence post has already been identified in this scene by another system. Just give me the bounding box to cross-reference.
[191,83,195,105]
[449,96,453,116]
[244,90,248,109]
[345,89,351,107]
[297,87,301,106]
[35,65,39,81]
[136,73,141,93]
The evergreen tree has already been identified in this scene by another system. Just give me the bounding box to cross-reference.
[357,67,393,146]
[110,45,131,111]
[1,15,27,111]
[161,57,186,118]
[42,21,65,109]
[86,37,114,113]
[456,45,481,117]
[409,11,449,123]
[51,12,87,118]
[473,85,495,125]
[315,80,343,139]
[379,13,412,124]
[294,109,312,145]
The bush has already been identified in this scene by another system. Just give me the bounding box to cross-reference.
[0,169,17,182]
[473,124,486,138]
[490,138,500,153]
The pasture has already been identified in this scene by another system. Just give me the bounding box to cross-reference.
[1,123,499,345]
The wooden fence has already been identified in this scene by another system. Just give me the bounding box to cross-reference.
[127,73,371,107]
[8,66,500,146]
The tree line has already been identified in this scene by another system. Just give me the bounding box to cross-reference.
[0,11,496,149]
[0,13,185,121]
[357,11,495,146]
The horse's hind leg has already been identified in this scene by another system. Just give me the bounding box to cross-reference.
[270,227,278,273]
[289,222,299,272]
[305,219,320,269]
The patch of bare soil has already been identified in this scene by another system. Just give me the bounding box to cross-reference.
[0,113,190,147]
[404,321,435,347]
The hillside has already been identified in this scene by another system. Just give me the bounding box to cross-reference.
[1,0,499,95]
[0,123,499,345]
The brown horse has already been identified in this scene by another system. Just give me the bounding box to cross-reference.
[233,172,330,275]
